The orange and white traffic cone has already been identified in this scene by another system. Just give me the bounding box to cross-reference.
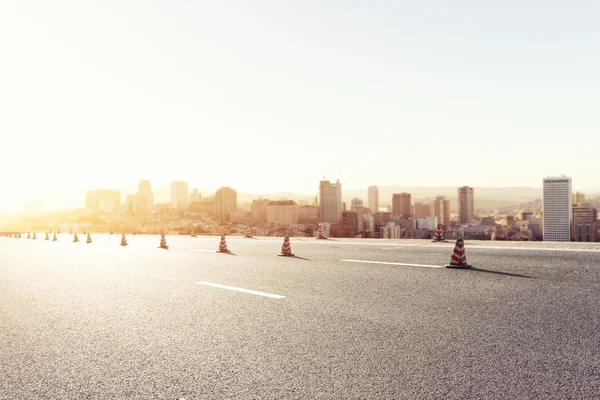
[431,225,445,242]
[244,227,253,238]
[45,232,50,241]
[190,228,197,238]
[32,232,37,240]
[279,235,295,257]
[158,234,169,250]
[52,232,57,241]
[73,233,79,243]
[86,233,92,244]
[120,234,128,247]
[26,232,31,239]
[217,235,230,253]
[110,228,114,235]
[17,232,21,238]
[445,238,471,269]
[316,226,326,240]
[132,227,136,236]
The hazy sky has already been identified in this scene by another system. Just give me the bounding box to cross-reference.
[1,1,599,211]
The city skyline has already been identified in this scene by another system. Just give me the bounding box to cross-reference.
[1,1,599,211]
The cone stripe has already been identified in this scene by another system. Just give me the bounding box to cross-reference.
[449,239,466,264]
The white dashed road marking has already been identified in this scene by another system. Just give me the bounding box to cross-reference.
[196,281,286,299]
[341,259,442,268]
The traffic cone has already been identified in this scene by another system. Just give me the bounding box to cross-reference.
[316,225,326,239]
[52,232,57,241]
[132,227,136,236]
[431,225,445,242]
[57,228,61,234]
[279,235,294,257]
[110,228,114,235]
[190,228,197,238]
[160,227,164,235]
[86,233,92,244]
[445,238,471,269]
[17,233,21,238]
[32,232,37,240]
[158,234,169,250]
[73,233,79,243]
[217,235,230,253]
[69,228,73,235]
[120,234,128,247]
[244,227,253,238]
[26,232,31,239]
[83,227,87,235]
[45,232,49,241]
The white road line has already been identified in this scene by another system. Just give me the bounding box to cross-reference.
[342,259,442,268]
[195,281,286,299]
[426,244,600,253]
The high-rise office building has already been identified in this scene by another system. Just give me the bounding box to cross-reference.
[215,187,238,222]
[190,188,202,203]
[251,199,270,223]
[391,193,411,218]
[136,180,154,214]
[368,186,379,213]
[457,186,474,224]
[413,202,431,219]
[430,196,450,226]
[543,176,572,242]
[170,181,189,211]
[319,179,343,222]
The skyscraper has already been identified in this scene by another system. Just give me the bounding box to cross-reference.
[319,179,343,223]
[457,186,474,224]
[430,196,450,226]
[391,193,411,218]
[368,186,379,213]
[543,176,572,242]
[170,181,189,211]
[413,202,431,219]
[136,180,154,214]
[215,187,238,222]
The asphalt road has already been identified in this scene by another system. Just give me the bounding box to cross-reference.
[1,234,599,399]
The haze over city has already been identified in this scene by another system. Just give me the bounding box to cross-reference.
[1,1,599,212]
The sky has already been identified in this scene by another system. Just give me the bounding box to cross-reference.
[1,1,599,211]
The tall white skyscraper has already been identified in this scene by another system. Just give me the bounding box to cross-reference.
[170,181,189,211]
[368,186,379,213]
[319,179,343,222]
[543,176,572,242]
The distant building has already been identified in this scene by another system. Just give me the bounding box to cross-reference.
[190,188,202,203]
[416,216,438,231]
[298,205,319,224]
[543,176,572,242]
[319,179,343,223]
[368,186,379,213]
[136,180,154,214]
[267,200,299,226]
[430,196,450,226]
[573,192,586,206]
[380,223,401,239]
[215,187,238,222]
[170,181,189,211]
[572,203,597,242]
[481,216,495,226]
[413,202,431,219]
[85,189,121,213]
[251,199,270,223]
[350,198,363,212]
[392,193,411,218]
[458,186,474,224]
[520,212,533,221]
